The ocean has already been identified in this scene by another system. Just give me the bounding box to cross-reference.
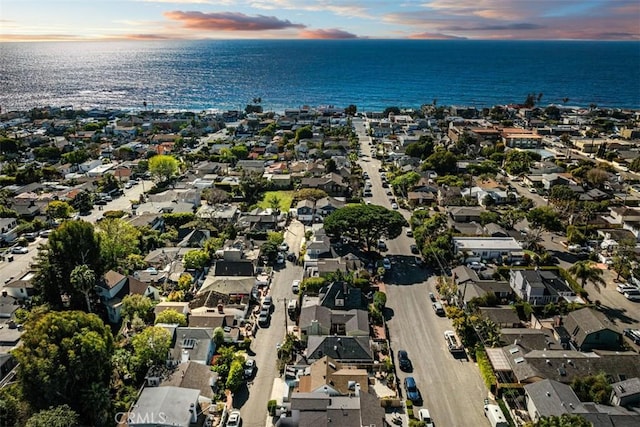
[0,39,639,112]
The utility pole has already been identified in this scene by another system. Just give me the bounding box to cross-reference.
[283,297,289,334]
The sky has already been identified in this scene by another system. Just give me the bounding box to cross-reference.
[1,0,639,42]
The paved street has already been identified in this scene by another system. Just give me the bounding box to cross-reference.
[239,220,305,427]
[354,118,490,426]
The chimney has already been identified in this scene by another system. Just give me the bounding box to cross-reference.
[189,403,197,423]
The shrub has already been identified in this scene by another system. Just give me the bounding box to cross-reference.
[476,348,497,390]
[267,399,277,416]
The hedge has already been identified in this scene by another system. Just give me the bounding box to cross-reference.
[476,348,497,390]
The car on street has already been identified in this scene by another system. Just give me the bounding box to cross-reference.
[415,256,424,267]
[262,295,273,311]
[397,350,412,371]
[405,229,413,237]
[382,258,392,270]
[23,232,38,241]
[467,261,485,271]
[278,242,289,252]
[95,199,108,205]
[617,284,637,294]
[226,411,242,427]
[39,229,52,238]
[291,279,300,294]
[244,359,256,379]
[429,292,436,302]
[417,409,434,427]
[529,187,538,193]
[391,203,398,209]
[624,329,640,344]
[404,377,422,404]
[410,244,419,254]
[377,240,387,251]
[258,309,270,327]
[624,290,640,301]
[11,246,28,254]
[276,253,286,265]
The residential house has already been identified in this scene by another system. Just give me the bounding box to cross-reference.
[4,273,35,301]
[501,128,543,148]
[127,386,200,427]
[407,190,437,207]
[524,379,582,423]
[296,199,315,223]
[453,237,524,262]
[300,173,348,197]
[509,269,576,306]
[236,209,283,233]
[306,336,373,366]
[236,159,265,174]
[295,356,369,395]
[0,293,18,319]
[281,390,385,427]
[563,307,622,351]
[453,266,513,307]
[610,377,640,407]
[97,270,160,323]
[479,307,522,329]
[196,204,239,227]
[0,218,19,243]
[447,206,485,222]
[155,361,218,400]
[437,186,462,206]
[317,282,367,311]
[299,306,369,339]
[315,196,345,217]
[168,327,215,366]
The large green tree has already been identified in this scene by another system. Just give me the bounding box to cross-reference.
[121,294,153,323]
[148,154,179,183]
[526,414,591,427]
[33,220,102,310]
[96,218,140,270]
[183,249,210,270]
[45,201,74,220]
[14,311,114,426]
[424,149,458,175]
[131,326,172,375]
[25,405,80,427]
[155,309,187,326]
[324,204,407,251]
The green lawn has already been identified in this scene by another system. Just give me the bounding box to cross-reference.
[258,191,295,212]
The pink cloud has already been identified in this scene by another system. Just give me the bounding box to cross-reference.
[299,28,358,39]
[163,10,305,31]
[407,32,466,40]
[123,33,176,40]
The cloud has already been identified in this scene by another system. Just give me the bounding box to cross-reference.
[0,34,83,41]
[299,28,359,39]
[163,11,306,31]
[444,22,545,31]
[250,0,374,20]
[407,32,466,40]
[122,33,177,40]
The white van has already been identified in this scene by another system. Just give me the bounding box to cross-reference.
[484,403,508,427]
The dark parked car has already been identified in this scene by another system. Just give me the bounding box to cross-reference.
[398,350,412,371]
[410,244,419,254]
[404,377,422,404]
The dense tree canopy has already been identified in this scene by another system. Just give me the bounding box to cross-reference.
[14,311,114,426]
[33,220,102,310]
[424,149,458,175]
[324,204,407,251]
[148,154,179,183]
[96,218,140,271]
[131,326,172,374]
[45,201,74,220]
[25,405,80,427]
[155,309,187,326]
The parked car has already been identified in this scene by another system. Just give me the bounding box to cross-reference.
[377,240,387,251]
[624,290,640,301]
[417,409,434,427]
[276,253,286,265]
[397,350,412,371]
[617,283,637,294]
[467,261,486,271]
[23,232,37,241]
[405,229,413,237]
[11,246,28,254]
[410,244,419,254]
[226,411,242,427]
[382,258,392,270]
[244,359,256,379]
[291,279,300,294]
[278,242,289,252]
[404,377,422,404]
[262,296,273,311]
[624,329,640,344]
[391,203,398,209]
[429,292,436,302]
[258,309,270,327]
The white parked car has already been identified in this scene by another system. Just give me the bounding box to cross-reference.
[226,410,242,427]
[391,203,398,209]
[11,246,28,254]
[417,409,434,427]
[291,279,300,294]
[382,258,392,270]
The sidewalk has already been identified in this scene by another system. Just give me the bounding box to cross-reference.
[264,377,287,427]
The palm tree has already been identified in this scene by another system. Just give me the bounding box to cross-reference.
[70,264,96,313]
[569,261,605,293]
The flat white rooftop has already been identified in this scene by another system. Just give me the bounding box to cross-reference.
[453,237,522,251]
